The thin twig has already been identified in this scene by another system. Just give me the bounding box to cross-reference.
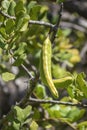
[10,50,34,78]
[25,59,38,76]
[28,98,87,108]
[51,3,63,43]
[21,64,34,79]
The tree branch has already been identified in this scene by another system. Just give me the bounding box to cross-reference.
[29,20,54,28]
[10,51,39,108]
[0,10,16,19]
[0,9,54,28]
[18,77,39,108]
[28,98,87,108]
[51,3,63,43]
[0,9,86,34]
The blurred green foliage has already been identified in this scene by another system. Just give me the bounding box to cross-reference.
[0,0,87,130]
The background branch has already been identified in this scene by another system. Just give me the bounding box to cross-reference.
[60,21,87,34]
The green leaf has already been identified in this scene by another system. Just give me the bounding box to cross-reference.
[6,19,15,34]
[22,105,32,120]
[8,1,16,16]
[12,121,20,130]
[53,76,73,88]
[67,85,76,98]
[27,1,37,14]
[34,84,46,99]
[13,53,27,66]
[14,105,32,123]
[13,58,24,66]
[67,84,85,100]
[33,108,41,120]
[76,72,87,98]
[65,108,85,122]
[1,0,10,12]
[77,121,87,129]
[0,27,7,38]
[55,51,72,61]
[1,107,20,130]
[52,64,68,79]
[3,121,20,130]
[30,121,38,130]
[30,5,41,20]
[15,14,30,32]
[14,106,24,122]
[14,1,26,16]
[2,72,16,82]
[0,42,5,49]
[0,33,6,40]
[47,104,85,122]
[20,17,29,32]
[0,14,4,22]
[47,105,61,118]
[2,105,32,130]
[14,42,27,56]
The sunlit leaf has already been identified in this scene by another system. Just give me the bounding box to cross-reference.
[47,104,85,122]
[77,121,87,129]
[67,49,81,64]
[76,72,87,98]
[15,14,30,32]
[1,0,10,12]
[52,64,68,79]
[14,105,32,122]
[14,42,27,56]
[30,121,38,130]
[8,1,16,15]
[34,84,46,99]
[2,72,16,82]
